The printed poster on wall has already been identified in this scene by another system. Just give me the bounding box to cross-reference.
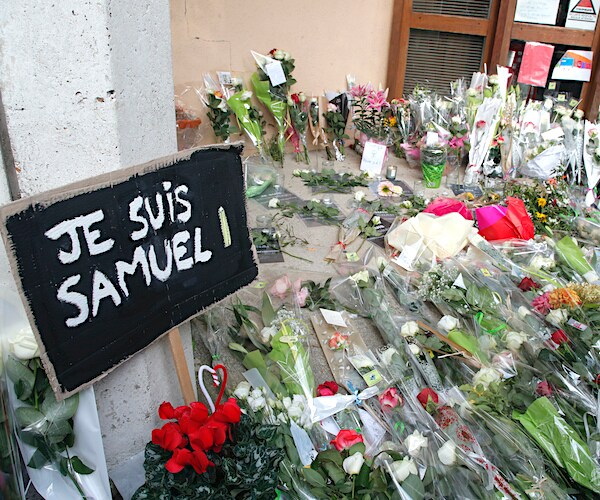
[514,0,561,25]
[551,50,593,81]
[0,145,258,398]
[566,0,600,30]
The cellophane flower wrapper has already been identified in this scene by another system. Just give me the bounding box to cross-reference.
[562,115,584,184]
[200,73,235,143]
[554,235,599,283]
[251,72,287,162]
[245,159,281,198]
[227,89,265,156]
[583,120,600,206]
[465,97,502,184]
[288,96,310,164]
[513,396,600,494]
[325,207,372,263]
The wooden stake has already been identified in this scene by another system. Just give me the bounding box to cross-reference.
[168,328,196,405]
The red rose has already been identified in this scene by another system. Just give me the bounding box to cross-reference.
[330,429,363,451]
[188,426,214,451]
[317,381,339,397]
[595,374,600,385]
[213,398,241,424]
[152,422,187,451]
[417,388,439,408]
[291,93,300,104]
[158,401,176,420]
[269,48,277,56]
[518,277,540,292]
[378,387,403,410]
[551,329,569,346]
[189,402,209,424]
[536,380,553,397]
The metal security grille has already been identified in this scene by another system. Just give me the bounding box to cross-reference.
[404,29,485,94]
[412,0,492,18]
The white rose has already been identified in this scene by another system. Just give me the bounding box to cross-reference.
[298,92,307,103]
[350,270,370,285]
[472,367,501,389]
[343,452,365,475]
[518,306,531,319]
[574,109,585,120]
[437,315,459,332]
[400,321,419,337]
[251,388,264,399]
[233,381,251,400]
[451,115,461,125]
[479,335,497,352]
[400,200,412,209]
[389,457,418,482]
[287,404,304,419]
[240,90,253,101]
[371,216,381,226]
[488,75,499,86]
[9,327,40,360]
[268,198,280,208]
[409,344,421,356]
[530,255,555,271]
[379,347,398,366]
[546,308,568,326]
[283,51,291,61]
[505,331,527,351]
[437,440,457,465]
[350,354,374,369]
[248,395,266,412]
[292,169,301,176]
[282,397,292,409]
[274,50,284,60]
[259,325,278,343]
[405,430,428,457]
[354,191,366,202]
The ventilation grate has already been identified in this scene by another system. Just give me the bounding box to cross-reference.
[412,0,492,18]
[404,29,485,94]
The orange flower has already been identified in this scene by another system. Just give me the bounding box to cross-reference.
[548,288,581,309]
[548,178,557,186]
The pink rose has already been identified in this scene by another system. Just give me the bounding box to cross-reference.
[536,380,553,397]
[270,276,291,300]
[378,387,402,410]
[295,286,310,307]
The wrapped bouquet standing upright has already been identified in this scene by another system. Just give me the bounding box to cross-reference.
[323,92,350,161]
[227,89,266,157]
[287,92,310,164]
[200,73,236,143]
[251,49,297,165]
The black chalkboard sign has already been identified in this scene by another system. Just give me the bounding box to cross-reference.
[0,145,257,397]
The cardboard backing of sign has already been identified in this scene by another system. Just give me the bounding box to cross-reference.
[0,143,258,399]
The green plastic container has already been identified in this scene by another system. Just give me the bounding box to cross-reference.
[421,146,447,188]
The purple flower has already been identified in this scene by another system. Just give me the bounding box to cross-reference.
[366,90,390,111]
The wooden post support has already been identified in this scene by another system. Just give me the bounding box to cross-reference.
[168,328,196,405]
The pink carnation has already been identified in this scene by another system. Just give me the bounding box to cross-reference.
[532,292,551,315]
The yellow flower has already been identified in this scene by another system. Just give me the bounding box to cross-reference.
[465,192,475,201]
[536,212,547,222]
[389,116,397,127]
[537,197,547,208]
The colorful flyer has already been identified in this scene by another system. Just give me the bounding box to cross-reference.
[565,0,600,30]
[551,50,593,81]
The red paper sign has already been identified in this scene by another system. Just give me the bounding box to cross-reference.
[517,42,555,87]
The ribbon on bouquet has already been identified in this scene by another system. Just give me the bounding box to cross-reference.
[309,386,379,424]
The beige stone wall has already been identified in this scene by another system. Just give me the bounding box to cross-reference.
[170,0,394,145]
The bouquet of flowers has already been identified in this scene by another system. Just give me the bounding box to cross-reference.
[201,73,237,142]
[251,49,297,165]
[287,92,310,164]
[323,93,350,161]
[350,84,393,146]
[227,89,266,157]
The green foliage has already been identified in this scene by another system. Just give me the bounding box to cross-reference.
[133,413,285,499]
[279,199,341,224]
[206,93,234,141]
[294,168,369,193]
[301,278,339,311]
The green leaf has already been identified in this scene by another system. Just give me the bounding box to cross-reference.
[228,342,249,355]
[15,407,46,430]
[348,442,366,456]
[322,461,345,484]
[27,449,51,469]
[402,473,425,499]
[6,356,35,400]
[303,468,327,487]
[261,292,276,327]
[71,455,95,474]
[316,448,343,467]
[41,388,79,423]
[46,418,72,444]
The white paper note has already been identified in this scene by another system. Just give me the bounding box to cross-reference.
[265,61,286,86]
[320,308,348,328]
[359,141,388,176]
